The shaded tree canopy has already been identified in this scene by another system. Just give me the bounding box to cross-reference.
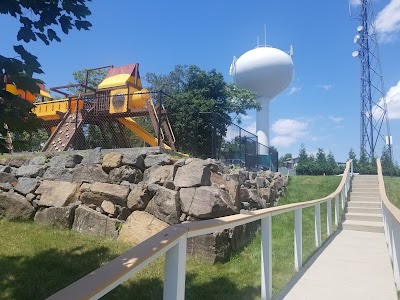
[145,65,259,155]
[0,0,92,152]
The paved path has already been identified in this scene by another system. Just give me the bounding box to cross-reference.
[277,175,397,300]
[278,230,397,300]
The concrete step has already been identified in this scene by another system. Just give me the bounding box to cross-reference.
[344,212,382,222]
[351,188,379,192]
[347,201,381,208]
[350,192,380,198]
[346,207,382,214]
[351,185,379,189]
[350,196,380,202]
[340,219,384,233]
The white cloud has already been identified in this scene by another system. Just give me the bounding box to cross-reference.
[375,0,400,42]
[328,116,344,123]
[288,86,302,95]
[271,119,308,147]
[317,84,335,91]
[349,0,361,6]
[372,81,400,120]
[244,121,256,134]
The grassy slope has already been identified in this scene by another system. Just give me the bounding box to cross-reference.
[384,176,400,209]
[0,175,341,300]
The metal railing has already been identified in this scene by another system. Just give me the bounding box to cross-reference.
[377,159,400,291]
[47,160,353,300]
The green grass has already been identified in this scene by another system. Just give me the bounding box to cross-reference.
[384,176,400,209]
[0,175,341,300]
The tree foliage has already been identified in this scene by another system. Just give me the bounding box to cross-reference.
[296,144,341,175]
[68,68,107,95]
[145,65,259,156]
[0,0,92,152]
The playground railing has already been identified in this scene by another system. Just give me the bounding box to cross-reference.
[47,160,353,300]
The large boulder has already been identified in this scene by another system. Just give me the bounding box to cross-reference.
[109,166,143,184]
[174,159,211,188]
[145,187,180,225]
[240,187,267,209]
[71,165,109,183]
[180,186,237,219]
[143,165,173,185]
[36,180,80,207]
[16,165,45,178]
[80,182,129,206]
[210,172,241,209]
[122,153,145,171]
[144,153,172,168]
[81,147,102,165]
[29,156,47,166]
[34,206,76,228]
[127,183,152,211]
[65,154,83,168]
[0,191,35,220]
[14,177,39,195]
[118,211,169,246]
[0,172,17,185]
[102,152,122,172]
[72,206,121,238]
[43,167,73,181]
[0,157,10,165]
[101,200,117,216]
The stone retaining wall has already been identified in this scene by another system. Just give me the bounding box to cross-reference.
[0,148,288,262]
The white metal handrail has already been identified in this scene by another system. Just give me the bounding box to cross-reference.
[377,159,400,291]
[47,160,353,300]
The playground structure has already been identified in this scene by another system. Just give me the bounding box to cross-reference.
[10,63,176,152]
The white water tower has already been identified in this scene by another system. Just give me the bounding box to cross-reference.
[230,46,294,155]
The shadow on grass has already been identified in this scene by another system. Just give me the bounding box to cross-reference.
[0,246,117,300]
[105,273,260,300]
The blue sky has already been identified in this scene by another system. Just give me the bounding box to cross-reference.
[1,0,400,162]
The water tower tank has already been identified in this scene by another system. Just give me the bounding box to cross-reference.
[230,46,294,156]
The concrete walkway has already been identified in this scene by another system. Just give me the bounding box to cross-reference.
[277,175,397,300]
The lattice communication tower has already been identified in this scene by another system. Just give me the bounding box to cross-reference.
[352,0,392,160]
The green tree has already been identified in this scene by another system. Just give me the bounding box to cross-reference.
[68,68,108,95]
[326,151,339,175]
[146,65,259,156]
[296,144,311,175]
[348,148,359,172]
[315,148,328,175]
[0,0,93,152]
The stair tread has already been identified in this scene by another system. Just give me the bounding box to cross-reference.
[345,212,382,217]
[342,219,383,227]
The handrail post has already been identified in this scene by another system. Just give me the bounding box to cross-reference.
[391,218,400,290]
[261,216,272,300]
[315,203,321,248]
[163,237,187,300]
[350,160,353,176]
[327,199,332,236]
[335,194,340,226]
[294,208,303,271]
[341,187,345,210]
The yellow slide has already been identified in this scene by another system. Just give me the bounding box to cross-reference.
[117,118,171,150]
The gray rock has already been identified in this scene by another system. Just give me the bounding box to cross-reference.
[36,180,80,207]
[143,165,173,185]
[0,165,11,173]
[144,153,172,168]
[272,176,285,191]
[180,186,237,219]
[29,156,47,165]
[145,187,180,225]
[0,191,35,220]
[102,152,122,172]
[9,157,28,168]
[127,183,152,211]
[174,159,211,188]
[238,170,248,185]
[118,211,169,246]
[43,167,73,181]
[14,177,39,195]
[210,172,241,210]
[0,182,13,192]
[0,172,17,184]
[16,165,45,178]
[121,153,145,171]
[26,193,36,202]
[0,157,10,165]
[256,177,266,189]
[34,206,76,228]
[71,165,109,183]
[47,156,69,168]
[72,206,121,238]
[240,187,267,209]
[80,182,129,206]
[163,180,175,190]
[109,166,143,184]
[65,154,83,168]
[101,200,117,216]
[117,207,131,221]
[81,147,102,165]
